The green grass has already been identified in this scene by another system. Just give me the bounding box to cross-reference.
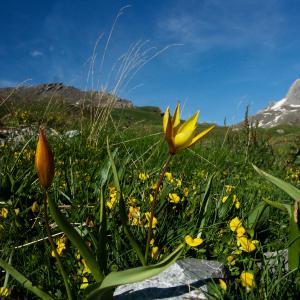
[0,100,299,299]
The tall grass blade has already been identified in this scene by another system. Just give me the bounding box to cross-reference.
[0,258,54,300]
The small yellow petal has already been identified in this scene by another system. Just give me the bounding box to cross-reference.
[151,246,159,258]
[80,277,89,289]
[236,226,246,238]
[229,217,242,232]
[31,201,39,213]
[240,272,256,290]
[238,237,256,252]
[185,235,204,247]
[0,208,8,218]
[219,279,227,291]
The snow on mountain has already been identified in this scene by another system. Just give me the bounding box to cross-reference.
[250,79,300,128]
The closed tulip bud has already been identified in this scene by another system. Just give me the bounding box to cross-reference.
[35,128,54,189]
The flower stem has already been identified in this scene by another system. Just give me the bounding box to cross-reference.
[43,192,73,300]
[144,154,173,264]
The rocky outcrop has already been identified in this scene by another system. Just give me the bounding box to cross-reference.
[114,258,225,300]
[0,83,134,109]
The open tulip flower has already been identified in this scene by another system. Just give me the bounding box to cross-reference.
[163,102,215,154]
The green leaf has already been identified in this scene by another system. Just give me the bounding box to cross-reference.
[47,192,104,282]
[0,258,54,300]
[253,164,300,201]
[97,188,108,274]
[263,198,292,217]
[288,213,300,272]
[85,243,185,300]
[247,202,267,229]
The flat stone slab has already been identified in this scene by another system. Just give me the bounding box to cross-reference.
[114,258,225,300]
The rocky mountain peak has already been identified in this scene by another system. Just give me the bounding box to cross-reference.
[286,79,300,105]
[249,79,300,128]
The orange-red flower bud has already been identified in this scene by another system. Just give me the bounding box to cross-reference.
[35,128,54,189]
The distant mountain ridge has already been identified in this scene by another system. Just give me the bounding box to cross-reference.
[0,82,134,109]
[250,79,300,128]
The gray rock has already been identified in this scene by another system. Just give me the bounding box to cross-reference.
[64,130,80,138]
[263,249,288,272]
[276,129,285,134]
[113,258,225,300]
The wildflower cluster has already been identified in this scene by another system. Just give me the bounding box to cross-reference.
[222,184,240,209]
[106,185,118,209]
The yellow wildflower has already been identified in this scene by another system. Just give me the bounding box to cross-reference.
[240,271,256,291]
[169,193,181,204]
[236,226,246,238]
[131,218,141,226]
[235,200,241,209]
[128,206,141,220]
[14,208,20,216]
[51,237,66,257]
[163,102,215,154]
[31,201,39,213]
[225,185,235,193]
[222,195,229,203]
[183,187,189,197]
[151,182,159,190]
[149,194,154,202]
[0,287,11,297]
[150,238,155,246]
[176,179,182,187]
[219,279,227,291]
[237,237,256,252]
[82,259,91,274]
[145,212,158,228]
[128,196,137,206]
[35,128,54,189]
[229,217,242,232]
[138,172,149,182]
[75,250,81,260]
[165,172,173,182]
[151,246,159,258]
[185,235,204,247]
[0,208,8,218]
[80,277,89,289]
[227,255,236,266]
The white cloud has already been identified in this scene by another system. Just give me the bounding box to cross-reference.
[30,50,44,57]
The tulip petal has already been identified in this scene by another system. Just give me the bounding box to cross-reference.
[172,102,181,128]
[173,130,195,149]
[163,107,170,133]
[177,111,199,135]
[186,125,215,148]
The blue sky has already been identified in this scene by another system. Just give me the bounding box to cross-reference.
[1,0,300,124]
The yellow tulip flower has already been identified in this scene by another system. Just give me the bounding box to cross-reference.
[35,128,54,189]
[163,102,215,154]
